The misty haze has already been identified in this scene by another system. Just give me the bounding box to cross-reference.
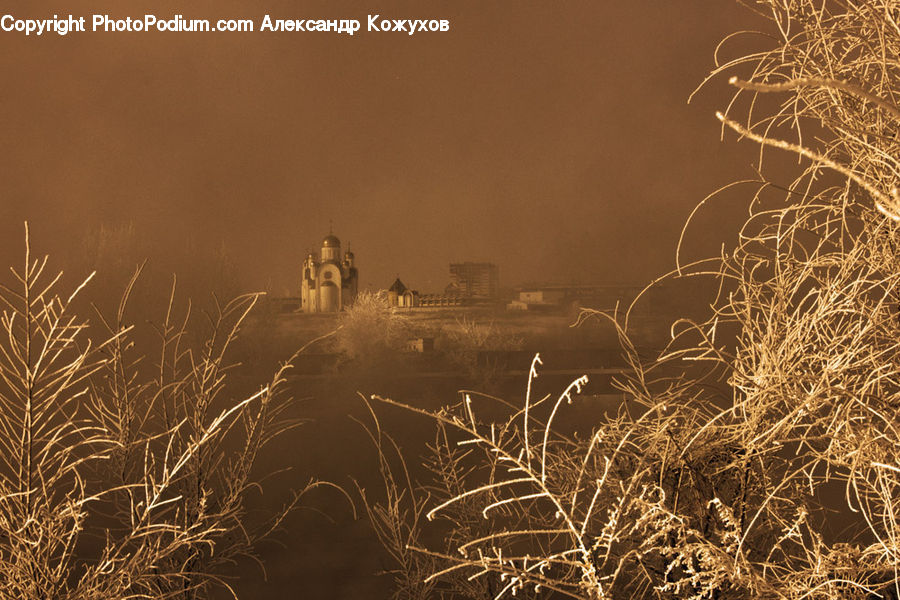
[3,1,900,599]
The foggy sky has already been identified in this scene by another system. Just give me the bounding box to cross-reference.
[0,0,764,297]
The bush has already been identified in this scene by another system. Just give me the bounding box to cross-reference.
[333,291,411,371]
[0,226,329,600]
[439,316,525,390]
[360,3,900,599]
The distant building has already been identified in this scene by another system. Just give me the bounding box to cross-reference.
[507,284,641,311]
[447,262,499,299]
[418,293,466,307]
[300,233,358,312]
[507,288,567,311]
[506,280,717,322]
[404,337,435,353]
[385,277,469,309]
[518,289,566,304]
[387,277,419,308]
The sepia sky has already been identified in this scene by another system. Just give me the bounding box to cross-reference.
[0,0,766,296]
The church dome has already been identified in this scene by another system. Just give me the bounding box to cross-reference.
[322,234,340,248]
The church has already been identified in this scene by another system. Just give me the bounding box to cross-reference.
[300,233,359,312]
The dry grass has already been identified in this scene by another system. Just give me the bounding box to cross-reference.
[359,2,900,599]
[0,225,342,600]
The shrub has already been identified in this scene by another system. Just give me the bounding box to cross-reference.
[333,291,410,370]
[439,317,525,390]
[0,226,330,600]
[361,2,900,599]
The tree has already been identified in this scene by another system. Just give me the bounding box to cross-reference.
[333,291,410,370]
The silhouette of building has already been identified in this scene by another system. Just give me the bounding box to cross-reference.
[387,277,419,308]
[300,233,358,312]
[506,284,644,312]
[447,262,499,299]
[384,276,467,309]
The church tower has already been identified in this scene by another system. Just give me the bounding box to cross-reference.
[300,232,359,312]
